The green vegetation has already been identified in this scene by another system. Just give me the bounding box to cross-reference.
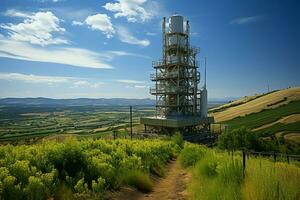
[180,143,300,200]
[218,127,260,151]
[223,100,300,130]
[0,138,180,199]
[218,127,300,154]
[220,101,300,154]
[0,105,155,143]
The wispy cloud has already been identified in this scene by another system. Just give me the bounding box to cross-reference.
[134,85,148,89]
[117,26,150,46]
[230,15,265,25]
[72,80,104,88]
[146,32,157,36]
[1,10,68,46]
[0,72,71,84]
[0,37,112,69]
[117,79,145,84]
[72,20,84,26]
[0,72,104,88]
[107,51,151,59]
[0,36,149,69]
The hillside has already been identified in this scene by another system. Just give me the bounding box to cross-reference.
[210,87,300,144]
[210,87,300,122]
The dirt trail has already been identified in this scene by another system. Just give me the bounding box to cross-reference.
[111,160,191,200]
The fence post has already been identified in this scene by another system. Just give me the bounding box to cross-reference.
[273,152,277,162]
[242,149,246,178]
[130,105,133,140]
[286,154,290,164]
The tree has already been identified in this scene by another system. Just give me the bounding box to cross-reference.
[218,127,260,151]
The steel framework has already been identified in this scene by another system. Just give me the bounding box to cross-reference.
[150,17,201,117]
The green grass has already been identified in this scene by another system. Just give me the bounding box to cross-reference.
[121,170,153,193]
[179,144,300,200]
[223,100,300,130]
[179,143,206,168]
[243,157,300,200]
[254,121,300,136]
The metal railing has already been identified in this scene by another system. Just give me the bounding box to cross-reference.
[150,72,200,81]
[150,86,195,94]
[152,60,198,68]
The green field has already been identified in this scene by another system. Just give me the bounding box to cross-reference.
[0,105,155,143]
[222,100,300,136]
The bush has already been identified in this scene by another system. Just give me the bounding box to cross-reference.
[0,138,177,199]
[194,152,218,178]
[121,170,153,193]
[218,127,260,151]
[25,176,47,200]
[179,143,206,168]
[171,132,184,149]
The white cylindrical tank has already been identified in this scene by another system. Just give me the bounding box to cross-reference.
[169,15,185,47]
[200,88,208,118]
[169,15,184,33]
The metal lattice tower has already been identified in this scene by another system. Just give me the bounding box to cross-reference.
[150,15,200,117]
[140,14,213,136]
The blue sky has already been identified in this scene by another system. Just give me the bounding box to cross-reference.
[0,0,299,99]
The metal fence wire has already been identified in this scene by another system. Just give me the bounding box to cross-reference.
[242,150,300,177]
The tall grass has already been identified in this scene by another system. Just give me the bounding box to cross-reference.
[121,170,153,193]
[243,158,300,200]
[188,152,242,200]
[180,144,300,200]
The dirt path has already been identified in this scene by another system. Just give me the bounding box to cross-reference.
[111,160,191,200]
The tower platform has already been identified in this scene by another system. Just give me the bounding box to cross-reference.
[140,116,214,128]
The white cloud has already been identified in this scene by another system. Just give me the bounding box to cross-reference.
[0,72,104,88]
[73,80,103,88]
[106,50,151,59]
[117,26,150,46]
[0,73,71,84]
[0,37,112,69]
[103,0,152,22]
[0,37,149,69]
[117,79,145,84]
[3,9,31,18]
[146,32,157,36]
[72,20,84,26]
[0,10,68,46]
[230,15,264,25]
[134,85,147,89]
[85,14,115,38]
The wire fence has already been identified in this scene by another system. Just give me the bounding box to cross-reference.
[242,150,300,177]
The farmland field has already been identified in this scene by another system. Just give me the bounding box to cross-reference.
[0,105,155,143]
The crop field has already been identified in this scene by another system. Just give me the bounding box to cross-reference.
[0,105,155,143]
[222,100,300,138]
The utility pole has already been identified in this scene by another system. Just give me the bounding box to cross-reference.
[130,105,133,140]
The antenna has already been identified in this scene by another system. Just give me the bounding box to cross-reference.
[204,57,207,88]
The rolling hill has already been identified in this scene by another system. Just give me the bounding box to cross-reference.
[210,87,300,143]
